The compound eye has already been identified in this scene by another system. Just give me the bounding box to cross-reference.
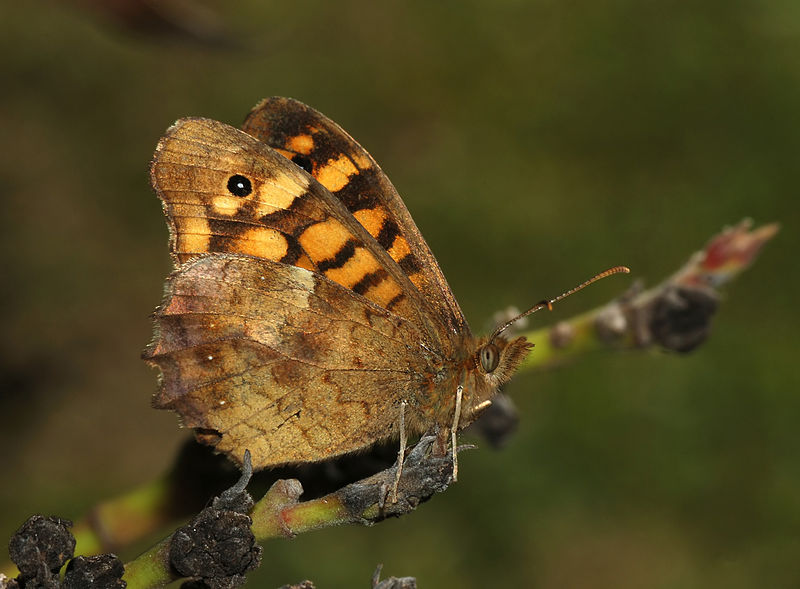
[479,343,500,373]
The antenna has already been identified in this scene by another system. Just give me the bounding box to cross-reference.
[488,265,630,343]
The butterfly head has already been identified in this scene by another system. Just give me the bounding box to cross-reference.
[458,334,532,426]
[475,336,532,385]
[462,265,631,422]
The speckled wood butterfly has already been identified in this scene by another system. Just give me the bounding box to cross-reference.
[144,97,626,477]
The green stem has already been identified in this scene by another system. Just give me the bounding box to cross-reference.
[517,309,608,372]
[122,539,173,589]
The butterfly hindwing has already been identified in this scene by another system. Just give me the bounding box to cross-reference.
[144,254,440,468]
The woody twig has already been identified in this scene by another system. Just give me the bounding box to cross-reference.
[120,438,449,587]
[516,219,779,369]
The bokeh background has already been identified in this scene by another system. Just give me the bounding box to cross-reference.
[1,1,797,587]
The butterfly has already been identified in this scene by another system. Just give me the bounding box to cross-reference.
[144,97,625,478]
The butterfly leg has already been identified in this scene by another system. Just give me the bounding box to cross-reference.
[390,400,408,503]
[450,385,464,482]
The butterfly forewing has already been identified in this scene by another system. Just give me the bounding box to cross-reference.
[242,97,468,340]
[151,117,441,339]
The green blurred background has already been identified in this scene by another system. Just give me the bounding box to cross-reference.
[1,1,797,587]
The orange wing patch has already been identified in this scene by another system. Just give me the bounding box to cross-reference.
[297,217,352,263]
[316,153,360,192]
[352,208,384,236]
[286,133,314,155]
[234,227,289,260]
